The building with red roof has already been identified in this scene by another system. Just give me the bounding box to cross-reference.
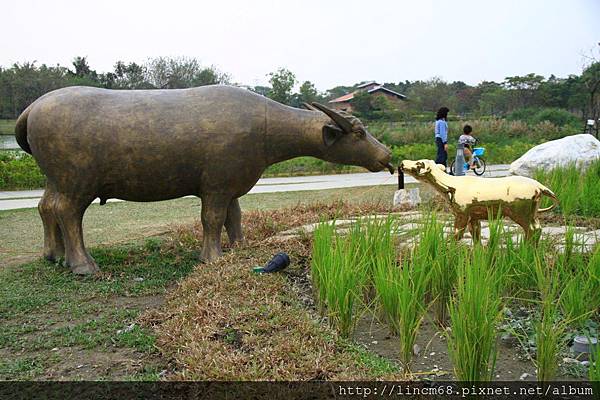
[328,82,407,112]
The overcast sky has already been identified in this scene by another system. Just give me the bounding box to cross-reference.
[3,0,599,90]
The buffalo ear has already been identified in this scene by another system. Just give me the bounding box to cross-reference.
[311,102,354,133]
[322,124,344,147]
[301,102,319,111]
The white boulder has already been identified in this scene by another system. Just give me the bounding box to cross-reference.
[509,134,600,177]
[393,188,421,208]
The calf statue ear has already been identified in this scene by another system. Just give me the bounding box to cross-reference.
[322,124,344,147]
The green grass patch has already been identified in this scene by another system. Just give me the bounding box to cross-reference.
[0,119,15,135]
[0,236,198,380]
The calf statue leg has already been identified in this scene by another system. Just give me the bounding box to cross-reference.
[200,194,230,262]
[53,192,98,275]
[224,198,244,244]
[454,215,469,240]
[528,218,542,244]
[468,219,482,243]
[38,185,65,262]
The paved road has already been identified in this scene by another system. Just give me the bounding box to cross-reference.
[0,165,510,211]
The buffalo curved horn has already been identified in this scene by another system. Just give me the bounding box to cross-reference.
[311,102,353,133]
[301,102,319,111]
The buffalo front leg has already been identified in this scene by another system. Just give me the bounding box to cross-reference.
[200,194,230,262]
[225,198,244,245]
[53,192,98,275]
[38,185,65,262]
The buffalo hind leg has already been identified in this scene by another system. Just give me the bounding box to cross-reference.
[54,192,98,275]
[38,186,65,262]
[225,198,244,245]
[200,194,230,262]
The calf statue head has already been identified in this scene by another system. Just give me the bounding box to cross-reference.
[400,159,446,177]
[307,102,394,174]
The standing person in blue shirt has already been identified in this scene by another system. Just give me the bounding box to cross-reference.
[434,107,450,167]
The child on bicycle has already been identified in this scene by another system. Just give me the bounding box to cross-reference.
[458,124,477,169]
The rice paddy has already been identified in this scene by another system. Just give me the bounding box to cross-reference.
[310,209,600,381]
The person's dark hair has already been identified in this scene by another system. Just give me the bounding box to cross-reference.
[463,124,473,134]
[436,107,449,121]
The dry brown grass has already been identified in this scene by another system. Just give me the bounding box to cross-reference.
[166,199,395,247]
[144,200,404,380]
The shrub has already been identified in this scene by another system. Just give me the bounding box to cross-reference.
[531,108,580,127]
[507,107,580,128]
[0,151,46,190]
[506,107,540,122]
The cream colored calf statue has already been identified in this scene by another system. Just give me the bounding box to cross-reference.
[400,160,559,242]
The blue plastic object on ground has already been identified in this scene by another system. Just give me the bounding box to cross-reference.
[253,252,290,273]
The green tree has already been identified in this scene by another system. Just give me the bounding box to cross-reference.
[503,73,545,110]
[267,68,296,105]
[105,61,150,89]
[250,85,271,97]
[581,61,600,137]
[352,90,373,118]
[193,66,231,86]
[298,80,318,104]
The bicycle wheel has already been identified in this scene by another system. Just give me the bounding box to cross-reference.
[473,157,486,176]
[449,160,456,175]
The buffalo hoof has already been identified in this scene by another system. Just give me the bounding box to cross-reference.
[200,248,223,263]
[44,253,60,264]
[70,260,100,275]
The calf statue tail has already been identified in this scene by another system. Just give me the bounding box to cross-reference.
[15,105,33,154]
[537,184,559,213]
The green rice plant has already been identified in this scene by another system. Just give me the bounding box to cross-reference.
[311,221,336,313]
[590,336,600,383]
[559,274,594,327]
[395,252,432,368]
[311,220,370,338]
[533,255,567,382]
[372,246,402,336]
[417,212,457,325]
[534,159,600,218]
[373,248,431,369]
[504,234,544,300]
[535,301,564,382]
[327,235,370,338]
[588,245,600,313]
[581,160,600,217]
[447,245,504,382]
[358,216,396,292]
[553,226,599,327]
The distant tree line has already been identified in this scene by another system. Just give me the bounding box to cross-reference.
[1,56,599,134]
[0,56,230,119]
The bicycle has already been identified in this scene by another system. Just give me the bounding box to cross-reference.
[450,145,487,176]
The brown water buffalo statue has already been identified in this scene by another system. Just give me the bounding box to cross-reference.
[16,85,393,274]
